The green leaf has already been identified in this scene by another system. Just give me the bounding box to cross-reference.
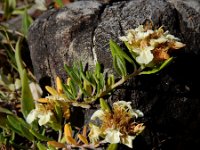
[107,143,118,150]
[95,62,101,77]
[21,69,35,118]
[37,142,48,150]
[64,64,81,85]
[140,57,173,75]
[100,98,110,111]
[15,38,24,79]
[0,114,8,129]
[3,0,16,19]
[62,83,75,100]
[107,74,115,87]
[0,106,13,115]
[30,129,52,141]
[68,79,78,98]
[113,56,127,76]
[110,39,135,65]
[54,103,62,123]
[116,57,127,76]
[7,115,21,131]
[21,9,33,36]
[7,115,34,141]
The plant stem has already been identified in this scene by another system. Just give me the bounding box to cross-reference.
[98,67,143,99]
[58,129,62,142]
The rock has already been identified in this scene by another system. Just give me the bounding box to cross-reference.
[27,0,200,149]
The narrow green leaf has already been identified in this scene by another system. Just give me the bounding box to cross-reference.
[7,115,21,131]
[0,114,8,129]
[20,125,35,141]
[30,129,52,141]
[113,56,121,75]
[95,62,101,76]
[21,69,35,118]
[0,106,13,115]
[80,72,95,87]
[110,39,135,65]
[62,83,75,100]
[7,116,34,141]
[15,38,24,79]
[107,143,118,150]
[100,98,110,111]
[116,57,127,76]
[3,0,16,19]
[54,103,62,123]
[140,57,173,75]
[68,79,78,98]
[21,9,33,36]
[64,64,81,85]
[107,74,115,87]
[37,142,48,150]
[7,115,34,141]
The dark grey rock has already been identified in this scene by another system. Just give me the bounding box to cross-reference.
[28,0,200,149]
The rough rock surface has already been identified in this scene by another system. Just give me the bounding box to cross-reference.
[28,0,200,149]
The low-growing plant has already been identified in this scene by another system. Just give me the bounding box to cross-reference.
[0,21,185,150]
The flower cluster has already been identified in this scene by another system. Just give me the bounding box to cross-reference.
[89,101,145,148]
[26,77,70,126]
[119,25,185,66]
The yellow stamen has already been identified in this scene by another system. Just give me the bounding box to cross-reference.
[78,134,89,145]
[47,141,66,148]
[56,76,63,94]
[45,86,58,96]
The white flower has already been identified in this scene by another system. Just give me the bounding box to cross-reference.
[26,104,53,126]
[104,129,121,144]
[91,109,105,120]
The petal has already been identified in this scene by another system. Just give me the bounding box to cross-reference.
[26,109,37,124]
[121,135,136,148]
[105,129,121,144]
[91,109,105,120]
[166,34,180,40]
[119,36,128,42]
[136,49,154,65]
[135,30,153,40]
[88,124,101,143]
[33,0,47,11]
[150,36,168,46]
[171,41,186,49]
[130,109,144,118]
[38,111,52,126]
[113,101,132,110]
[29,82,43,100]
